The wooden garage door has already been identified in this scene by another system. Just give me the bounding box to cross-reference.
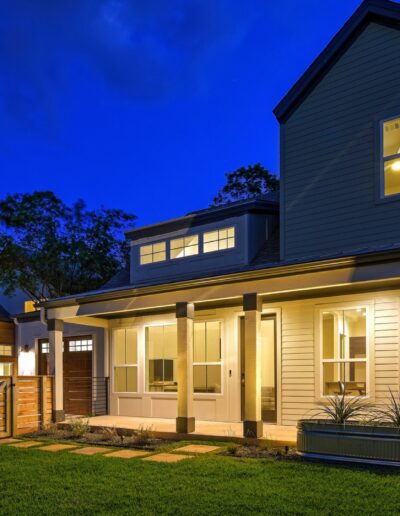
[38,336,93,416]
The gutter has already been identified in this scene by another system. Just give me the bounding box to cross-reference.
[41,247,400,309]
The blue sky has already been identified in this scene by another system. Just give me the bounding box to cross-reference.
[0,0,362,226]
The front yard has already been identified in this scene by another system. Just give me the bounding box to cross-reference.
[1,442,400,515]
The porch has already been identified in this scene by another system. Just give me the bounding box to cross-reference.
[67,415,297,446]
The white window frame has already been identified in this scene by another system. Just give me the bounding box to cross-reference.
[139,241,166,265]
[68,338,93,352]
[112,328,138,394]
[170,235,199,259]
[144,322,178,394]
[318,304,371,399]
[193,320,223,395]
[380,115,400,198]
[203,226,235,254]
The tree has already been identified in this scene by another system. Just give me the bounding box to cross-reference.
[0,191,136,302]
[212,163,279,206]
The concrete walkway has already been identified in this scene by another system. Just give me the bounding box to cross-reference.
[79,416,297,446]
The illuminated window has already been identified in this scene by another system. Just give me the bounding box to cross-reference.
[146,325,177,392]
[113,328,138,393]
[68,339,93,352]
[193,322,221,393]
[0,362,13,376]
[140,242,166,265]
[382,117,400,196]
[170,235,199,259]
[40,342,49,354]
[321,308,367,397]
[24,300,36,313]
[203,227,235,253]
[0,345,13,356]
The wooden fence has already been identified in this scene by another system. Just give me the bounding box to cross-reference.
[0,376,53,437]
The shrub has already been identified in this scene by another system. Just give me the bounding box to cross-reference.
[69,418,90,438]
[316,394,372,424]
[376,389,400,427]
[42,421,59,436]
[226,444,240,456]
[99,426,121,443]
[132,425,153,446]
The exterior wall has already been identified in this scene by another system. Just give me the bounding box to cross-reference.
[130,212,272,287]
[108,288,400,427]
[0,320,16,375]
[109,307,243,423]
[281,22,400,260]
[16,319,105,378]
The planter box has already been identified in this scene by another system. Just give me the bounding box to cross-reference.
[298,420,400,466]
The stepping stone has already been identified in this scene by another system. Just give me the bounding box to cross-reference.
[177,444,220,454]
[38,444,78,452]
[0,438,21,445]
[10,441,42,449]
[104,449,149,459]
[143,453,193,463]
[71,446,110,456]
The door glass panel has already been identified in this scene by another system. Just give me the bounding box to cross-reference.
[261,317,276,423]
[206,322,221,362]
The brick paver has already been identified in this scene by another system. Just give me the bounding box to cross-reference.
[38,444,78,452]
[104,449,149,459]
[143,453,193,463]
[177,444,220,454]
[70,446,111,456]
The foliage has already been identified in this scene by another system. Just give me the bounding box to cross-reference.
[376,388,400,427]
[99,426,121,443]
[212,163,279,206]
[0,191,136,301]
[132,425,153,446]
[316,394,372,424]
[69,418,90,438]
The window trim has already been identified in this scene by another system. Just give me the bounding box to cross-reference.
[193,320,223,396]
[203,226,235,254]
[170,234,199,260]
[316,302,373,401]
[112,328,138,394]
[139,241,167,265]
[380,115,400,200]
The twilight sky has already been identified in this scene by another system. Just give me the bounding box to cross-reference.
[0,0,363,227]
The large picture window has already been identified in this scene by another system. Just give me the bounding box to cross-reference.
[382,116,400,197]
[113,328,138,393]
[321,308,367,397]
[0,362,13,376]
[146,325,177,392]
[193,321,222,393]
[203,227,235,253]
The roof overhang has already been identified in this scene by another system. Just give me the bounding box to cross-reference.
[273,0,400,123]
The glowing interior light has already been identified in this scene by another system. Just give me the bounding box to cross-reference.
[391,160,400,172]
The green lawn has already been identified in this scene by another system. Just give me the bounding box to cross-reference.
[1,444,400,515]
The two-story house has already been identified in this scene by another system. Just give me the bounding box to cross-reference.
[14,0,400,437]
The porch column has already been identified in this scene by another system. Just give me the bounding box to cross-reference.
[48,319,64,422]
[243,293,263,438]
[176,302,195,433]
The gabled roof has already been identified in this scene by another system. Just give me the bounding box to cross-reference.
[273,0,400,123]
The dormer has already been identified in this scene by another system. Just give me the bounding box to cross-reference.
[126,196,279,287]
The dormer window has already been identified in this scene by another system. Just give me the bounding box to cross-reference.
[204,227,235,253]
[382,116,400,197]
[170,235,199,259]
[140,242,166,265]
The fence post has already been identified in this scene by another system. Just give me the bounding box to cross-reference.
[11,376,18,437]
[40,376,47,428]
[5,379,11,437]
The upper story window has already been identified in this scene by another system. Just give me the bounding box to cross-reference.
[382,116,400,197]
[321,308,367,397]
[0,344,13,357]
[140,242,166,265]
[170,235,199,259]
[203,227,235,253]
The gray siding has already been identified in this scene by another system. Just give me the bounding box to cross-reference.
[282,22,400,260]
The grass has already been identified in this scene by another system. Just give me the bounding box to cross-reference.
[1,443,400,515]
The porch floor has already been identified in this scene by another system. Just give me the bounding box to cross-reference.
[74,415,297,446]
